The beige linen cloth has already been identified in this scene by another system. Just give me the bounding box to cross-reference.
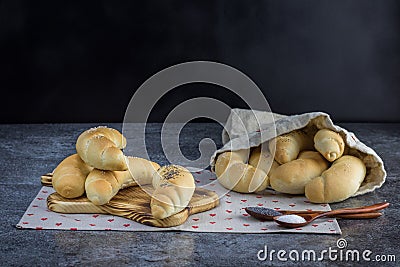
[210,109,386,197]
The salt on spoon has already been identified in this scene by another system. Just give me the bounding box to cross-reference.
[275,214,307,224]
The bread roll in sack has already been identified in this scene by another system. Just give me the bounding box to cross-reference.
[305,155,366,203]
[85,157,160,205]
[270,151,329,194]
[76,126,128,171]
[215,149,270,193]
[269,130,314,164]
[314,129,345,162]
[248,145,280,177]
[52,154,93,198]
[211,110,386,200]
[151,165,195,219]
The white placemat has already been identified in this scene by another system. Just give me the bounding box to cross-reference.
[16,170,341,234]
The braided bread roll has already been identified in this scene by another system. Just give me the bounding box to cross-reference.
[76,126,127,171]
[269,151,329,194]
[314,129,345,162]
[52,154,93,198]
[151,165,195,219]
[85,157,160,205]
[305,155,366,203]
[215,149,269,193]
[269,130,314,164]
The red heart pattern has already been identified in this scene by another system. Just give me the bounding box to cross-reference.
[18,174,340,234]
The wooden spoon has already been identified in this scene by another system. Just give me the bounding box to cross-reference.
[274,202,389,228]
[245,207,382,221]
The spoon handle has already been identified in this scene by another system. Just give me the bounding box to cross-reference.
[315,202,389,220]
[335,212,382,219]
[336,202,389,212]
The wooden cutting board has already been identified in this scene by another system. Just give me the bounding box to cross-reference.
[41,173,219,228]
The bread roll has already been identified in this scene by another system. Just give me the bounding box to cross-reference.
[76,126,128,171]
[305,155,366,203]
[269,130,314,164]
[85,157,160,205]
[151,165,195,219]
[249,146,280,176]
[314,129,345,162]
[214,149,249,177]
[52,154,93,198]
[127,156,160,186]
[270,151,329,194]
[215,149,269,193]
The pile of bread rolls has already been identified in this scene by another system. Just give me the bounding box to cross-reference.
[51,126,195,219]
[215,128,367,203]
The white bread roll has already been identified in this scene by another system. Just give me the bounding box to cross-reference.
[305,155,366,203]
[52,154,93,198]
[248,146,280,177]
[214,149,248,177]
[151,165,195,219]
[127,156,160,186]
[85,157,160,205]
[269,130,314,164]
[270,151,329,194]
[76,126,128,171]
[215,149,269,193]
[314,129,345,162]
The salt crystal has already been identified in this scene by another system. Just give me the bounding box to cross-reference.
[275,214,306,224]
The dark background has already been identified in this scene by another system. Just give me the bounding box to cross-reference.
[1,0,399,123]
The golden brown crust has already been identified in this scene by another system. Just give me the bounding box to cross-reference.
[269,151,329,194]
[151,165,195,219]
[215,148,270,193]
[305,155,366,203]
[314,129,345,162]
[76,126,127,171]
[269,130,314,164]
[85,157,160,205]
[52,154,93,198]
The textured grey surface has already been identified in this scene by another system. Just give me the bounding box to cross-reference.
[0,123,399,266]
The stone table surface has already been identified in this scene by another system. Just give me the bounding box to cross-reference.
[0,123,399,266]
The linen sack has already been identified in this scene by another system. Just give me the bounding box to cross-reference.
[210,108,386,196]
